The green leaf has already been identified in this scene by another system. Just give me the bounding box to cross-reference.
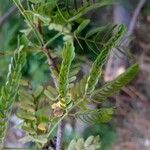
[76,138,84,149]
[35,108,49,122]
[58,42,75,98]
[84,136,95,148]
[22,125,36,135]
[68,136,101,150]
[19,90,34,102]
[18,102,35,113]
[92,64,140,102]
[76,108,114,124]
[68,62,81,87]
[71,75,88,99]
[85,24,126,94]
[68,139,77,150]
[44,85,58,101]
[85,26,106,38]
[34,86,44,98]
[80,25,113,53]
[0,46,26,144]
[75,19,90,34]
[17,110,36,121]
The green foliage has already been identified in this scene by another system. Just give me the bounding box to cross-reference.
[74,19,90,34]
[0,0,140,149]
[71,75,88,100]
[76,108,114,124]
[91,64,140,102]
[44,85,58,101]
[58,42,75,99]
[73,63,139,124]
[85,24,126,94]
[69,61,81,86]
[0,46,26,147]
[68,135,101,150]
[74,24,117,54]
[17,86,50,148]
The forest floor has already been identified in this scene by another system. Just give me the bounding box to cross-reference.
[111,16,150,150]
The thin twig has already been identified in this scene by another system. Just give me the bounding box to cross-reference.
[36,20,59,86]
[0,0,25,27]
[128,0,147,36]
[123,0,147,51]
[43,47,59,74]
[0,5,17,27]
[56,121,65,150]
[43,46,59,87]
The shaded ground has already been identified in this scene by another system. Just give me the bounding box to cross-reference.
[111,15,150,150]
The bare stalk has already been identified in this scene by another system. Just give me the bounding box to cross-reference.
[56,121,65,150]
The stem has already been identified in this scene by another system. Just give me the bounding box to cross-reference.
[37,20,59,87]
[56,121,65,150]
[12,0,43,45]
[47,113,67,138]
[43,46,59,87]
[36,21,64,150]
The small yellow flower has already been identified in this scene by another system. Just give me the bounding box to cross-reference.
[51,101,61,109]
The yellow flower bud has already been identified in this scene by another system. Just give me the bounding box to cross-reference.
[51,102,64,117]
[37,123,47,132]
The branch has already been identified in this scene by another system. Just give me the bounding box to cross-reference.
[37,21,64,150]
[43,46,59,87]
[37,20,59,87]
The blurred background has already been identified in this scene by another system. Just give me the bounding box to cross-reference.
[0,0,150,149]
